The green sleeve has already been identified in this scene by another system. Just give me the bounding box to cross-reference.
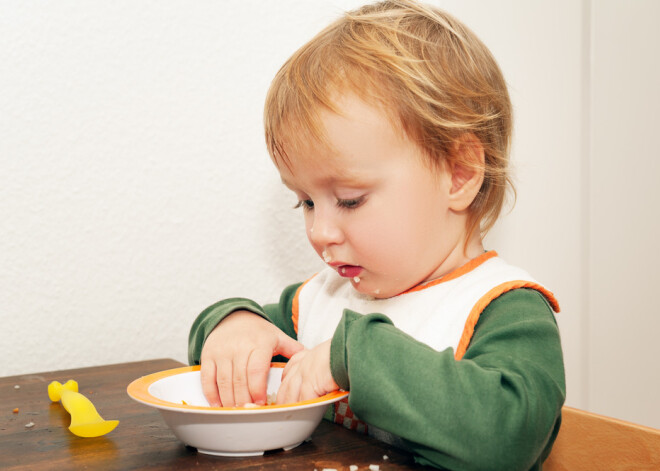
[187,283,302,365]
[330,288,565,471]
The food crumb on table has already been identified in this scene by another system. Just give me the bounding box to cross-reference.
[369,465,380,471]
[25,421,35,428]
[350,466,358,471]
[383,454,389,460]
[12,408,19,413]
[14,385,20,389]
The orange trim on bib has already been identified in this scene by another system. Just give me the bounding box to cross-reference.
[454,281,560,360]
[404,251,498,295]
[292,275,317,334]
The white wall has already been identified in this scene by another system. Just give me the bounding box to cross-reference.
[588,0,660,428]
[1,1,658,428]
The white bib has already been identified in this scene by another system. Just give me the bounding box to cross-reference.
[294,252,558,358]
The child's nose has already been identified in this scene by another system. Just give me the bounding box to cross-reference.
[308,209,344,248]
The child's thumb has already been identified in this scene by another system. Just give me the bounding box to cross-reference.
[275,333,304,359]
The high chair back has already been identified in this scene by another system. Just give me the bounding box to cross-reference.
[544,406,660,470]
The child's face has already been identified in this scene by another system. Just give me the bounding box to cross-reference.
[278,95,473,298]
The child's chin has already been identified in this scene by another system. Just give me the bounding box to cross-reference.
[351,281,387,299]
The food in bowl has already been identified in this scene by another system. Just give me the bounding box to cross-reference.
[127,363,348,457]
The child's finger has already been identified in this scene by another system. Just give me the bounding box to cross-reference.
[216,358,236,407]
[200,360,221,407]
[231,356,253,407]
[246,349,272,405]
[299,381,321,402]
[275,333,304,359]
[277,364,302,405]
[280,352,300,381]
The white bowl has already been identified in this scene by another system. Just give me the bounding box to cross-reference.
[127,363,349,457]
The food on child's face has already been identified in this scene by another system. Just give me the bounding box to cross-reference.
[322,249,332,263]
[337,264,362,278]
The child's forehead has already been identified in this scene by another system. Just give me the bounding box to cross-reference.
[277,144,371,188]
[273,93,436,186]
[276,92,404,155]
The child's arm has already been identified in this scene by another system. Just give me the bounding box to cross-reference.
[332,288,565,471]
[188,284,304,407]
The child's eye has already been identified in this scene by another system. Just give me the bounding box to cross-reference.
[337,196,365,210]
[293,199,314,211]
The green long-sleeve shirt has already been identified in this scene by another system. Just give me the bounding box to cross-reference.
[189,284,565,471]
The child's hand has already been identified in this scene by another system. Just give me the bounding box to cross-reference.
[276,339,339,404]
[200,311,303,407]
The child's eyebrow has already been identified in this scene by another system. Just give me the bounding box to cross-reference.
[281,172,370,191]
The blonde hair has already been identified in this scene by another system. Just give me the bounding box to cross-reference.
[264,0,513,237]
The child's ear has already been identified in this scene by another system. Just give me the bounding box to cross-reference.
[447,133,485,212]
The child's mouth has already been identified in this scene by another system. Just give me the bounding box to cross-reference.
[336,265,363,278]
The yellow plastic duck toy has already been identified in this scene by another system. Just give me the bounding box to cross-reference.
[48,379,119,437]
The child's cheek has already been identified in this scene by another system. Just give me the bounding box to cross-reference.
[306,227,322,256]
[305,221,317,247]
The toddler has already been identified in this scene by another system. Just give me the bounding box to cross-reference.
[189,1,565,469]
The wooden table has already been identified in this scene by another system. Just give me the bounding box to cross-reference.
[1,358,429,470]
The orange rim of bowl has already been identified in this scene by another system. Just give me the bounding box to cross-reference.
[127,362,349,412]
